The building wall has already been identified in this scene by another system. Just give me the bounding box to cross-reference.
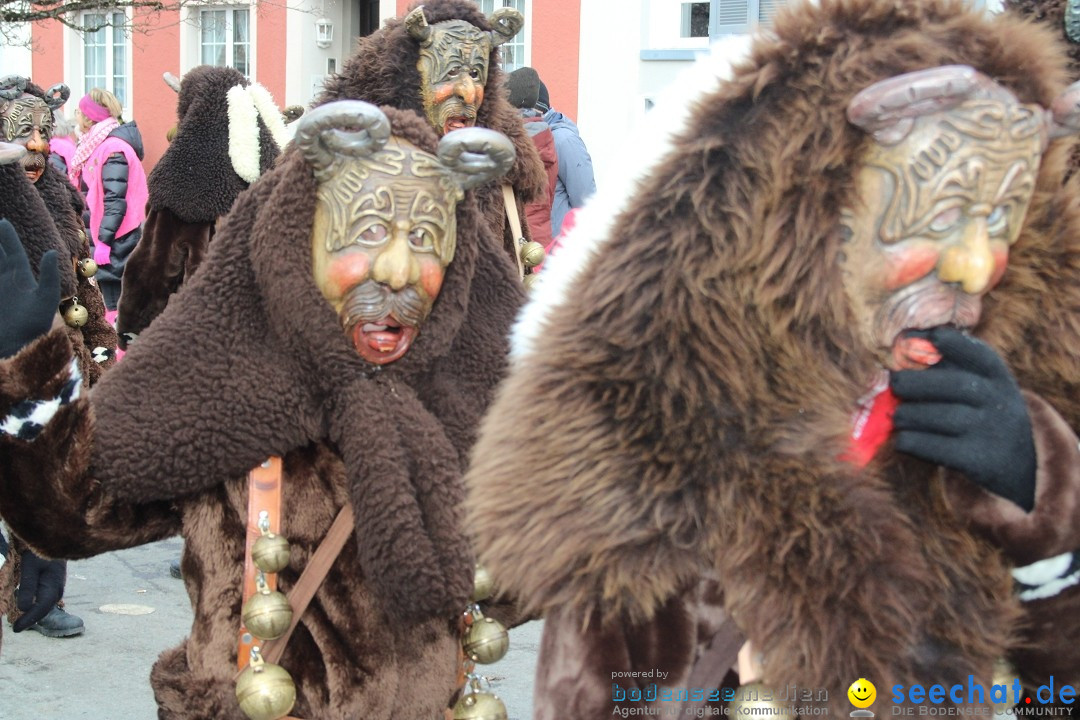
[531,0,580,121]
[130,7,181,173]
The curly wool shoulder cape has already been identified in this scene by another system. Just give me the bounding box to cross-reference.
[466,0,1080,707]
[88,105,526,621]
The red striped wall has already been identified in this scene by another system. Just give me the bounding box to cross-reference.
[30,20,64,91]
[257,0,288,106]
[131,7,180,170]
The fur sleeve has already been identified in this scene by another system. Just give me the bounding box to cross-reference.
[0,329,180,559]
[944,391,1080,565]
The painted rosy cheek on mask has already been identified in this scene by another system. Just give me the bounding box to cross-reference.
[419,258,445,299]
[987,245,1009,288]
[325,251,372,300]
[432,84,458,104]
[882,244,940,290]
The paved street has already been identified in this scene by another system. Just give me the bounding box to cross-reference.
[0,537,540,719]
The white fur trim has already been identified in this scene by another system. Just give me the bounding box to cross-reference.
[0,358,82,440]
[248,82,291,153]
[227,84,262,184]
[509,35,753,361]
[1013,552,1074,586]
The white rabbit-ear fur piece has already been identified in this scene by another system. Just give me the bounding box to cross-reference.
[247,82,291,153]
[226,83,261,184]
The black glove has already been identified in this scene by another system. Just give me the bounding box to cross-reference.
[13,549,66,632]
[0,219,61,359]
[890,327,1036,511]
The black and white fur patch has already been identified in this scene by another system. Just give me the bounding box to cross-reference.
[1013,551,1080,601]
[0,359,82,441]
[91,346,112,364]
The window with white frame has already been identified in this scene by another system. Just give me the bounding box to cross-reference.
[711,0,789,35]
[681,2,710,37]
[477,0,527,72]
[200,7,251,78]
[82,12,128,105]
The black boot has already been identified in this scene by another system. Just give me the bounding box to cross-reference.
[169,558,182,579]
[31,605,85,638]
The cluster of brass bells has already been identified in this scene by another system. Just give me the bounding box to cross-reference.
[451,564,509,720]
[61,296,88,328]
[236,513,296,720]
[519,238,545,291]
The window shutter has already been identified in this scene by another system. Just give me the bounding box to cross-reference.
[711,0,750,36]
[758,0,787,24]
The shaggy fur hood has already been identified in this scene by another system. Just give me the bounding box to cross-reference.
[149,66,281,224]
[318,0,546,206]
[467,0,1080,701]
[91,105,524,620]
[0,162,78,297]
[1006,0,1080,78]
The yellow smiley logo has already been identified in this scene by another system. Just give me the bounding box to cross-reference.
[848,678,877,708]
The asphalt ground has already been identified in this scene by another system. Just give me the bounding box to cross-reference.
[0,536,540,720]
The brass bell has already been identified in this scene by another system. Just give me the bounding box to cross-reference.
[62,298,88,328]
[519,240,545,269]
[522,272,539,290]
[462,615,509,665]
[242,582,293,640]
[728,683,787,718]
[991,658,1017,715]
[452,691,508,720]
[235,653,297,720]
[252,533,291,574]
[77,258,98,278]
[471,564,494,603]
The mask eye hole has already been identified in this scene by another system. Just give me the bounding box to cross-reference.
[929,207,962,234]
[358,224,387,246]
[987,205,1008,235]
[408,227,434,250]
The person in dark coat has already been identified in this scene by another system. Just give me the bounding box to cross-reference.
[506,66,558,249]
[534,73,595,238]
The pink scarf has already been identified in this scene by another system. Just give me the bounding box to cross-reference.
[69,117,119,186]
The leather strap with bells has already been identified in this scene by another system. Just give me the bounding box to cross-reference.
[237,456,284,671]
[501,183,526,281]
[233,456,355,720]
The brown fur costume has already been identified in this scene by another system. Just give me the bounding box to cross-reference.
[18,80,117,381]
[0,155,115,649]
[318,0,547,270]
[0,106,525,718]
[465,0,1080,715]
[117,66,284,346]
